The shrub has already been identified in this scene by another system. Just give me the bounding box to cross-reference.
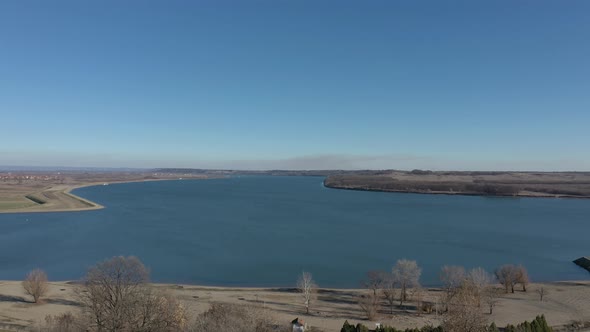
[341,320,356,332]
[192,303,279,332]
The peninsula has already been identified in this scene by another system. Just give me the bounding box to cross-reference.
[0,170,212,214]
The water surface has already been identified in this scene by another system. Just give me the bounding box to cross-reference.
[0,176,588,287]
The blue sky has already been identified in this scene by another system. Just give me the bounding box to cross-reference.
[1,1,589,170]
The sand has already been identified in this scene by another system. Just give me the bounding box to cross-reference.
[0,281,589,331]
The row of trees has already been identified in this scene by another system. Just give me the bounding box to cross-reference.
[341,320,443,332]
[357,259,422,320]
[293,261,535,323]
[354,261,500,320]
[504,315,553,332]
[495,264,529,293]
[342,315,553,332]
[342,260,537,332]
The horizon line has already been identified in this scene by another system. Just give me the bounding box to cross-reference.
[1,165,589,173]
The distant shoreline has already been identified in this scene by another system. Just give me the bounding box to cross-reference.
[323,171,590,199]
[3,170,590,214]
[323,182,590,199]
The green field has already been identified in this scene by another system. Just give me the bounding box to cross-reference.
[0,199,36,210]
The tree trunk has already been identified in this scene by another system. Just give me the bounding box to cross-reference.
[399,285,405,307]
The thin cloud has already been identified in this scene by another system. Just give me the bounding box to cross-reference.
[189,154,431,170]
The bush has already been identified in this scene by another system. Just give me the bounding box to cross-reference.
[343,315,552,332]
[357,323,370,332]
[192,303,281,332]
[341,321,356,332]
[38,312,86,332]
[509,315,552,332]
[346,322,443,332]
[488,322,499,332]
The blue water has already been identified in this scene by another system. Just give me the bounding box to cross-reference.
[0,176,588,288]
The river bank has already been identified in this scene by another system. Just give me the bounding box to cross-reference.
[0,280,589,331]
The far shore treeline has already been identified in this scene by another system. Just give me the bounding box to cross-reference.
[324,170,590,198]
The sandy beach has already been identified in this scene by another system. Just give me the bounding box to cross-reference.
[0,280,589,331]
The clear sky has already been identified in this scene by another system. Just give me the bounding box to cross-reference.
[1,1,589,170]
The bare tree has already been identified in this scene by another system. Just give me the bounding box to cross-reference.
[392,259,421,307]
[468,267,492,307]
[515,265,529,292]
[79,256,149,331]
[442,280,488,332]
[412,286,429,316]
[440,265,466,311]
[78,256,186,331]
[363,270,386,297]
[536,286,548,301]
[483,286,500,315]
[441,265,466,293]
[135,288,188,331]
[22,269,49,303]
[296,271,317,315]
[494,265,517,293]
[381,273,397,315]
[358,291,379,320]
